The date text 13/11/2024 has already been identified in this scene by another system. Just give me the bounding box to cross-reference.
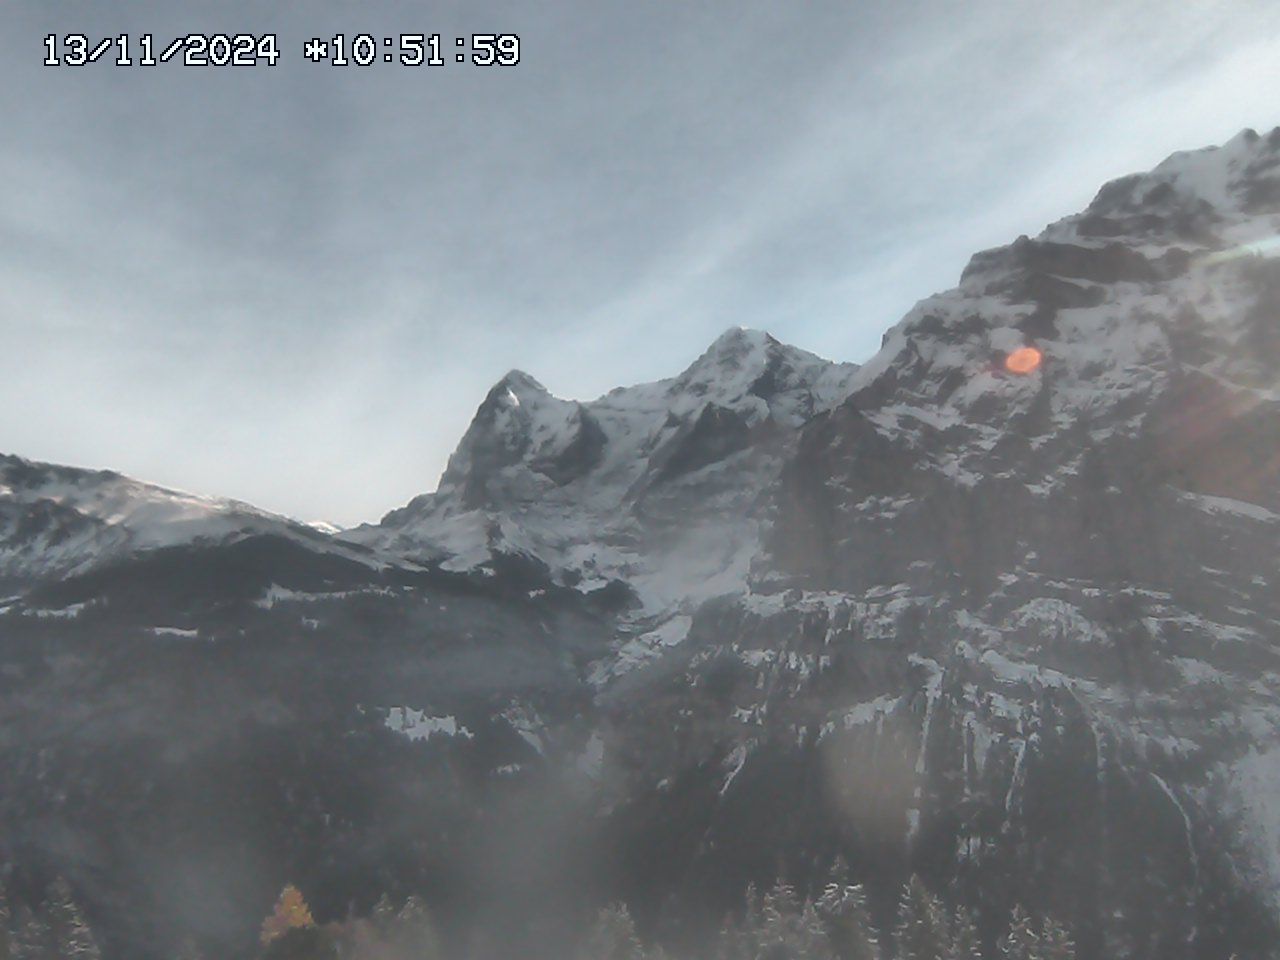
[42,34,520,67]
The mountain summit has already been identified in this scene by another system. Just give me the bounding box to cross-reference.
[343,325,860,615]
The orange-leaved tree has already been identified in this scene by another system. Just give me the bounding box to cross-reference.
[260,884,316,945]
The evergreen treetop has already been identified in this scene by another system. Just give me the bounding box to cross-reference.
[895,877,950,960]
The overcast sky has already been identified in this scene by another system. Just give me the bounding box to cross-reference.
[3,1,1279,526]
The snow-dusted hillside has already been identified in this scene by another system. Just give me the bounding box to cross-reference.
[0,453,353,586]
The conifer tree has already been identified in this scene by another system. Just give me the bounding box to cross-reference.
[828,854,852,885]
[392,895,442,960]
[947,907,982,960]
[798,900,838,960]
[762,880,800,926]
[46,878,100,960]
[10,904,51,960]
[1038,917,1074,960]
[325,893,444,960]
[577,903,645,960]
[894,877,950,960]
[260,885,315,946]
[816,882,880,960]
[0,887,11,960]
[742,882,764,957]
[715,884,766,960]
[369,893,397,935]
[999,906,1038,960]
[714,910,750,960]
[756,880,834,960]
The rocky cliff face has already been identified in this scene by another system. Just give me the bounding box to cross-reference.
[3,130,1280,960]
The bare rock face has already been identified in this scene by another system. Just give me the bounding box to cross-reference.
[3,130,1280,960]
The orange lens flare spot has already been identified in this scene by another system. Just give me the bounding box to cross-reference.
[1004,346,1043,374]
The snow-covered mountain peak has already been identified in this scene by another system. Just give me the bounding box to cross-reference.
[677,326,778,382]
[663,326,858,427]
[345,330,860,613]
[432,368,593,507]
[393,327,861,518]
[492,368,551,400]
